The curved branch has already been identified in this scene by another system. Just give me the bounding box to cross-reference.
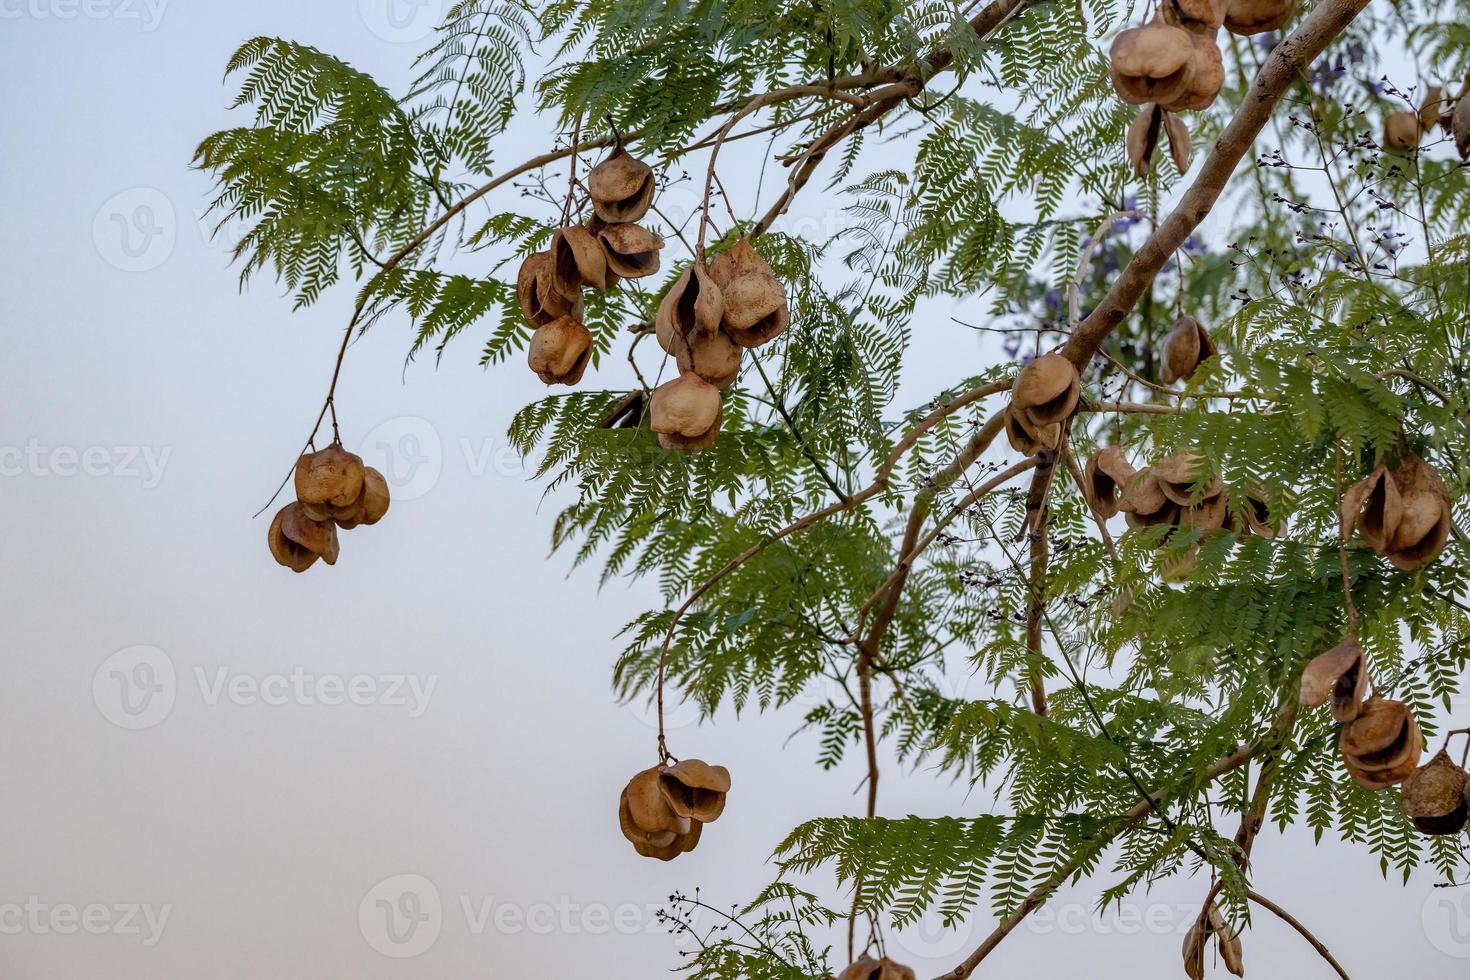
[1247,889,1352,979]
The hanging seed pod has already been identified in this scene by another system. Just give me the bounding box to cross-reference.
[1163,110,1193,172]
[1184,905,1245,978]
[331,467,390,529]
[1300,635,1368,723]
[1454,95,1470,161]
[1180,490,1228,530]
[597,224,664,280]
[1418,86,1446,133]
[1340,696,1423,790]
[295,444,365,509]
[1401,750,1470,836]
[1013,352,1081,427]
[656,264,725,349]
[1120,468,1182,527]
[1127,104,1164,177]
[281,500,340,566]
[651,373,723,453]
[1340,465,1401,552]
[1004,404,1061,456]
[836,955,918,980]
[709,239,789,348]
[587,147,656,224]
[1161,33,1225,112]
[1224,0,1295,35]
[618,767,701,861]
[1162,0,1227,31]
[1109,19,1198,107]
[527,315,593,386]
[516,251,580,327]
[1085,447,1137,519]
[1239,487,1284,538]
[550,225,610,295]
[673,325,743,390]
[1383,453,1452,571]
[1154,453,1223,506]
[1160,314,1218,385]
[268,504,320,573]
[658,759,731,823]
[1383,111,1422,150]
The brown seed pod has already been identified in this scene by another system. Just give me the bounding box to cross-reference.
[268,504,320,573]
[1180,490,1228,530]
[658,759,731,824]
[1419,86,1446,133]
[1184,905,1245,978]
[1161,33,1225,112]
[1383,453,1451,572]
[1161,0,1228,32]
[281,500,340,565]
[709,239,789,348]
[1340,696,1423,790]
[1085,447,1137,519]
[1154,453,1222,506]
[618,767,701,861]
[1401,750,1470,836]
[527,315,593,386]
[1340,465,1401,552]
[357,467,391,526]
[673,325,743,390]
[1109,19,1197,107]
[1127,104,1164,177]
[1013,352,1081,427]
[1299,635,1368,723]
[1120,468,1183,528]
[295,444,365,509]
[550,224,611,295]
[516,251,580,327]
[1223,0,1296,35]
[836,955,917,980]
[651,373,723,453]
[1163,109,1193,172]
[1160,314,1218,385]
[597,224,664,280]
[1383,110,1422,150]
[1238,487,1284,538]
[587,147,655,224]
[1454,95,1470,161]
[1004,404,1061,456]
[656,265,725,348]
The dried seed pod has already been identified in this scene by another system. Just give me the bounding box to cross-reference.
[587,147,656,224]
[1419,86,1446,133]
[1239,487,1284,538]
[1299,635,1368,723]
[656,265,725,348]
[1340,696,1423,790]
[527,315,593,386]
[1162,0,1228,31]
[1127,104,1165,177]
[1161,33,1225,111]
[1013,352,1081,427]
[1154,453,1222,506]
[1401,750,1470,836]
[1340,465,1401,552]
[1085,447,1137,519]
[1109,19,1198,107]
[1184,905,1246,978]
[1163,109,1193,173]
[651,373,723,452]
[673,324,743,390]
[357,467,391,526]
[1454,95,1470,161]
[658,759,731,823]
[1120,468,1182,527]
[836,955,917,980]
[597,223,664,280]
[709,239,789,348]
[295,444,365,509]
[282,500,340,566]
[268,504,320,573]
[1004,403,1061,456]
[1160,314,1218,385]
[551,225,610,295]
[1383,110,1421,150]
[1224,0,1295,35]
[1180,490,1228,530]
[1383,453,1451,571]
[516,251,580,327]
[618,767,701,861]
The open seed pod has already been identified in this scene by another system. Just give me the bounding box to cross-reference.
[1004,403,1061,456]
[1383,110,1422,150]
[1340,465,1401,552]
[588,147,655,224]
[1162,0,1227,32]
[1183,904,1244,979]
[331,467,390,529]
[658,759,731,824]
[516,251,580,327]
[281,500,340,566]
[709,239,789,348]
[1454,95,1470,161]
[1109,19,1197,107]
[651,373,723,453]
[1085,447,1137,519]
[1154,453,1223,506]
[527,315,593,386]
[1383,453,1452,572]
[295,444,365,509]
[1299,635,1368,723]
[550,224,611,295]
[673,324,743,390]
[1340,696,1423,790]
[1180,489,1228,530]
[1224,0,1295,35]
[268,504,320,573]
[836,955,917,980]
[1236,487,1284,538]
[656,264,725,349]
[618,767,701,861]
[1401,750,1470,836]
[1013,352,1081,427]
[1160,314,1218,385]
[597,224,664,280]
[1161,33,1225,112]
[1120,468,1182,527]
[1127,104,1163,177]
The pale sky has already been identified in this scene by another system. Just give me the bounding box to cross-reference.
[1,2,1467,978]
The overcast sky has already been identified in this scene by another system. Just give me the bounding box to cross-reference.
[1,2,1468,978]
